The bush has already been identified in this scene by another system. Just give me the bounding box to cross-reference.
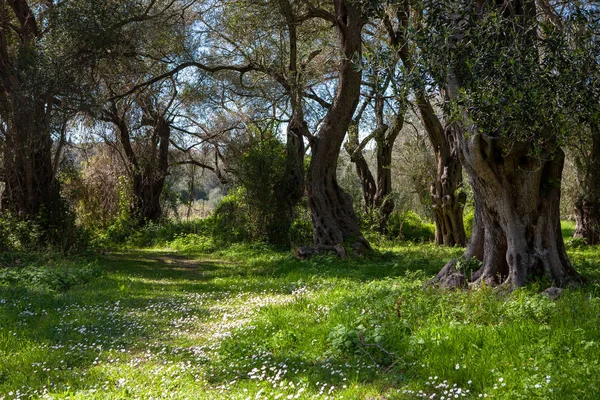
[211,189,250,245]
[0,214,42,253]
[387,210,435,242]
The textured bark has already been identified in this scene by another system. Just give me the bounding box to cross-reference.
[430,133,583,289]
[0,1,63,228]
[306,0,368,249]
[428,0,583,288]
[573,122,600,244]
[385,5,466,246]
[418,97,466,247]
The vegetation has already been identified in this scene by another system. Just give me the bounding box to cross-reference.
[2,0,600,398]
[1,225,600,399]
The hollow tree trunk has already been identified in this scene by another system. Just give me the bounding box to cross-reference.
[306,0,368,251]
[431,133,583,288]
[573,122,600,244]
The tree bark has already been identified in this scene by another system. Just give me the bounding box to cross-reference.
[0,1,64,232]
[344,120,377,211]
[384,5,466,246]
[428,0,583,288]
[573,122,600,244]
[306,0,368,250]
[418,97,467,247]
[431,131,583,288]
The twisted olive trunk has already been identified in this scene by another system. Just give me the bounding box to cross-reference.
[431,132,582,288]
[306,0,368,251]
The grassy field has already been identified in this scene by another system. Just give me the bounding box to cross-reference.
[1,229,600,399]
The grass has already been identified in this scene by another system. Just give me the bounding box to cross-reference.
[1,229,600,399]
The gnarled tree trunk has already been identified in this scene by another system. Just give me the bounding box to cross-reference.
[573,122,600,244]
[306,0,369,252]
[428,0,583,289]
[431,133,583,288]
[418,97,466,247]
[384,4,466,246]
[1,97,61,223]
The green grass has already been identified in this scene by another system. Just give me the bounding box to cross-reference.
[1,229,600,399]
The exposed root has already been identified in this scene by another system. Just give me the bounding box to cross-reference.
[425,259,468,290]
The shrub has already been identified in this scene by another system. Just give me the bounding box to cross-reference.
[211,189,249,245]
[387,210,435,242]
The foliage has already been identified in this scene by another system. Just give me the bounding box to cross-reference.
[2,233,600,398]
[210,189,250,245]
[233,133,289,244]
[0,213,42,253]
[0,260,102,292]
[387,210,436,242]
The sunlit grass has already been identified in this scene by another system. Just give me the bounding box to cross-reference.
[1,227,600,399]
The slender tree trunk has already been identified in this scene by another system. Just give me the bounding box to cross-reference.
[344,121,377,211]
[416,93,466,247]
[270,107,306,246]
[344,93,403,233]
[268,0,307,247]
[573,122,600,244]
[306,0,368,251]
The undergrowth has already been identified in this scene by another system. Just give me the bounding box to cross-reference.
[0,222,599,399]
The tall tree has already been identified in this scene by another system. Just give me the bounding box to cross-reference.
[344,81,405,233]
[98,87,175,224]
[303,0,371,253]
[423,0,584,288]
[0,1,65,230]
[384,2,467,246]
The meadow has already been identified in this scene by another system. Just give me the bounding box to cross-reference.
[1,222,600,399]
